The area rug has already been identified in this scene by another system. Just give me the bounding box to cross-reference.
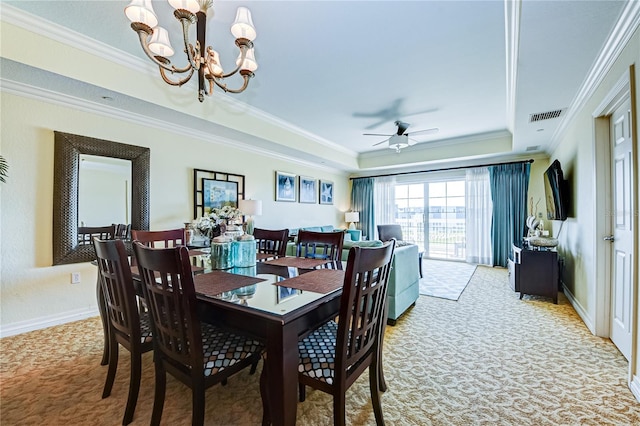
[419,258,477,300]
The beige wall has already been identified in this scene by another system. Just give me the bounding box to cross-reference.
[0,93,349,333]
[550,28,639,387]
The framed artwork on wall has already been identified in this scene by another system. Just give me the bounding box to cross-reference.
[319,180,334,205]
[193,169,245,219]
[203,179,238,212]
[275,171,297,202]
[298,176,317,204]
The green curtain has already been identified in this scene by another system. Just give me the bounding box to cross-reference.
[488,162,530,267]
[350,178,374,240]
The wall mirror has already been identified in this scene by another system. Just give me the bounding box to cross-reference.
[53,131,150,265]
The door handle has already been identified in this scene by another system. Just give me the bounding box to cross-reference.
[603,235,615,242]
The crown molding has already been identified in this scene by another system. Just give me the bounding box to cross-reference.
[504,0,522,134]
[0,3,356,159]
[549,0,640,153]
[0,78,347,175]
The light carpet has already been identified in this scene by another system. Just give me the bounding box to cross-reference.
[1,266,639,425]
[419,258,478,300]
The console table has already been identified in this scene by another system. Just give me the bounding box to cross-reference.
[508,244,558,304]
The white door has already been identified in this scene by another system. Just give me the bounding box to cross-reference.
[609,97,634,361]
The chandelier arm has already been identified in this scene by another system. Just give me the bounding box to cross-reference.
[159,66,195,87]
[175,11,200,71]
[212,71,253,94]
[132,23,193,75]
[217,40,253,79]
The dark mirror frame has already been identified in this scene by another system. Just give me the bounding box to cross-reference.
[53,131,150,265]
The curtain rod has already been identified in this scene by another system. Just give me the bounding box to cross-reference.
[349,158,534,180]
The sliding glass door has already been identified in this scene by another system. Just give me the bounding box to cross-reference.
[395,178,466,260]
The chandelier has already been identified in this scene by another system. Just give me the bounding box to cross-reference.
[124,0,257,102]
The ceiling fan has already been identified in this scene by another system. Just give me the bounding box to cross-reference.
[364,120,439,153]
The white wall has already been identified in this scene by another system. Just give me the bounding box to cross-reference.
[549,27,639,391]
[0,93,349,334]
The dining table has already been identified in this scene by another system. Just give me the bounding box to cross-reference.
[97,249,346,426]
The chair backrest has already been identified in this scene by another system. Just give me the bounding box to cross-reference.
[113,223,131,240]
[253,228,289,257]
[93,238,141,343]
[336,240,396,386]
[132,242,203,375]
[130,228,186,265]
[296,230,344,262]
[377,224,403,242]
[130,228,186,248]
[78,225,116,245]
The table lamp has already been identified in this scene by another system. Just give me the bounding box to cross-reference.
[345,211,360,230]
[238,199,262,235]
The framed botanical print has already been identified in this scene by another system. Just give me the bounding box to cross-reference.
[275,171,297,202]
[319,180,334,205]
[298,176,317,204]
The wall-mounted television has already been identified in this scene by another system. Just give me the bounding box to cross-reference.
[544,159,569,221]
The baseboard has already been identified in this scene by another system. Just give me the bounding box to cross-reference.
[0,307,99,338]
[630,375,640,402]
[562,284,596,334]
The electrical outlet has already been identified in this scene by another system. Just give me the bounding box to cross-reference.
[71,272,81,284]
[538,212,543,218]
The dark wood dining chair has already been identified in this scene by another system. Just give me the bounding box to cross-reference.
[132,242,264,426]
[264,240,396,426]
[78,225,116,245]
[295,230,344,263]
[93,238,153,425]
[253,227,289,259]
[130,228,185,265]
[113,223,131,240]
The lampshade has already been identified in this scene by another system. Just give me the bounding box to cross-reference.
[167,0,200,14]
[124,0,158,27]
[236,47,258,72]
[231,7,257,41]
[345,212,360,223]
[238,199,262,216]
[149,27,175,57]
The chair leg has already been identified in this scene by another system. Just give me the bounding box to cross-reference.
[192,381,206,426]
[260,362,271,426]
[102,338,118,398]
[369,363,385,425]
[299,383,306,402]
[250,356,259,375]
[122,350,142,425]
[333,392,346,426]
[150,362,166,426]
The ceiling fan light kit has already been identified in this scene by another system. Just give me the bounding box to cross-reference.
[364,119,439,153]
[124,0,257,102]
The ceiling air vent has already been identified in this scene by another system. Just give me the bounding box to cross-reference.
[529,109,564,123]
[526,145,540,152]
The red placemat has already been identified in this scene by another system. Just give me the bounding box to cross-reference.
[194,271,266,297]
[263,257,330,269]
[277,269,344,294]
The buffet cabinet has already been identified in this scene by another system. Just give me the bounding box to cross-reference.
[507,244,558,304]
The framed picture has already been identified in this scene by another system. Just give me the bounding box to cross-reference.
[298,176,317,204]
[277,285,301,303]
[203,179,238,213]
[319,180,334,205]
[275,171,297,202]
[193,169,245,219]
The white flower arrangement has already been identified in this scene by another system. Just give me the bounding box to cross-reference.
[195,206,244,238]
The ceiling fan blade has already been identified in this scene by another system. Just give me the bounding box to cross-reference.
[407,127,439,136]
[363,133,392,137]
[372,139,390,146]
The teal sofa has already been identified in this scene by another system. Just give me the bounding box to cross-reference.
[286,226,419,324]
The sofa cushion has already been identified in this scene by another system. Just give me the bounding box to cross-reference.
[342,240,383,249]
